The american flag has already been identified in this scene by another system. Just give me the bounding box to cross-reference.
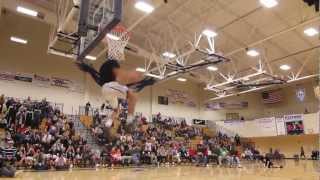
[262,90,283,104]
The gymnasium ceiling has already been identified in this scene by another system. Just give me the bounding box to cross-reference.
[1,0,319,91]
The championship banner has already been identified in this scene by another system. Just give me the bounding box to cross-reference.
[69,82,85,93]
[222,101,248,109]
[204,102,223,110]
[166,89,196,108]
[33,74,51,87]
[166,89,187,104]
[284,114,303,122]
[223,120,244,130]
[0,71,15,81]
[51,77,73,88]
[275,117,286,135]
[204,101,248,111]
[186,101,196,108]
[254,117,277,136]
[283,114,304,135]
[295,88,306,102]
[14,73,33,83]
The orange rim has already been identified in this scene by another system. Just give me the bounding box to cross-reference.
[111,25,131,37]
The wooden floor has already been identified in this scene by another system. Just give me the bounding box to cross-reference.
[7,160,320,180]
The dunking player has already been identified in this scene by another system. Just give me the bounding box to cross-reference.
[76,35,155,138]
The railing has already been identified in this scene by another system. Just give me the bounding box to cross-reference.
[78,105,103,117]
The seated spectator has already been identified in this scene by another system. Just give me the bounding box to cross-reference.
[110,147,121,166]
[196,144,208,166]
[273,149,282,160]
[0,157,16,177]
[33,149,49,170]
[157,146,167,165]
[54,153,68,170]
[0,139,16,162]
[244,148,254,160]
[188,147,197,163]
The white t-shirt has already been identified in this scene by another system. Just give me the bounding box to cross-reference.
[102,82,128,108]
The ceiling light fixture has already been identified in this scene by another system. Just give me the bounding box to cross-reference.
[136,67,146,72]
[85,55,97,61]
[134,1,155,13]
[162,51,176,58]
[304,27,319,37]
[207,66,218,71]
[259,0,278,8]
[146,73,163,79]
[246,49,260,57]
[10,36,28,44]
[177,78,187,82]
[16,6,38,17]
[202,29,218,38]
[280,64,291,71]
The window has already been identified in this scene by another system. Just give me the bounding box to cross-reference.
[158,96,168,105]
[226,113,240,121]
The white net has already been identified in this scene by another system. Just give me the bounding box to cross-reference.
[106,25,131,61]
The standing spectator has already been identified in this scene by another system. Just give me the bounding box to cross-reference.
[0,94,4,113]
[300,146,306,159]
[234,134,241,146]
[85,102,91,116]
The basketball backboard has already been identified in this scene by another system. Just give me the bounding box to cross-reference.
[77,0,122,61]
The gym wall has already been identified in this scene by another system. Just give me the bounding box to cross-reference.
[249,134,318,157]
[0,14,86,113]
[200,81,318,121]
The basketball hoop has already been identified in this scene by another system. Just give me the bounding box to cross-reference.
[106,25,131,61]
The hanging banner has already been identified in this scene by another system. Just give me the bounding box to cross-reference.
[186,101,196,108]
[296,88,306,102]
[204,101,248,111]
[223,120,244,130]
[275,117,286,135]
[0,71,15,81]
[69,82,85,93]
[284,114,304,122]
[14,73,33,83]
[33,74,51,87]
[284,114,304,135]
[0,70,83,92]
[254,117,277,136]
[166,89,196,108]
[51,77,73,88]
[204,102,223,110]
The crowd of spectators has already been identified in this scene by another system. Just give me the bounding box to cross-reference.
[90,111,247,168]
[1,95,317,173]
[0,95,97,171]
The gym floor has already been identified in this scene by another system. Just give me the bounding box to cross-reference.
[9,160,320,180]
